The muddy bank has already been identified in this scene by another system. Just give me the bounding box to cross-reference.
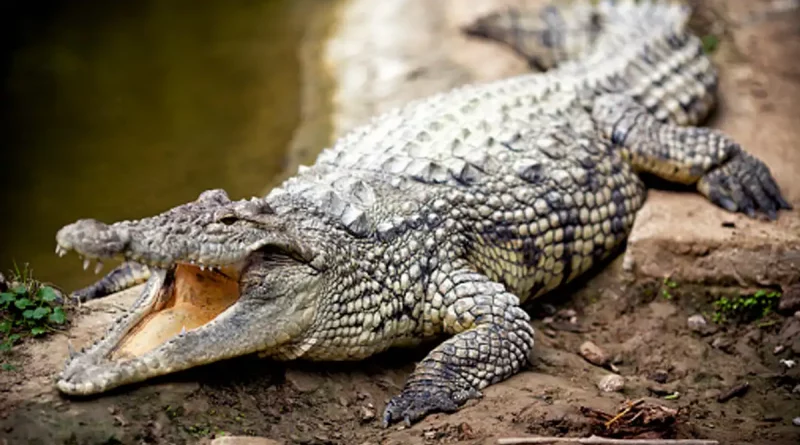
[3,0,800,444]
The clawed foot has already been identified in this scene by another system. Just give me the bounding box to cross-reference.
[382,385,481,428]
[699,151,792,220]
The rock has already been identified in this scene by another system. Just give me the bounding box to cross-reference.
[579,341,609,366]
[779,283,800,312]
[792,384,800,395]
[648,382,679,397]
[285,369,323,393]
[556,308,577,319]
[717,382,749,403]
[648,369,669,384]
[598,374,625,392]
[360,404,376,422]
[711,336,734,353]
[793,417,800,427]
[687,314,716,335]
[795,311,800,320]
[793,338,800,355]
[211,437,282,445]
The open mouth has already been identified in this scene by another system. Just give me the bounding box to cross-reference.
[107,263,242,361]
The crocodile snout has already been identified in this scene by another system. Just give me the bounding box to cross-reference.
[56,218,130,260]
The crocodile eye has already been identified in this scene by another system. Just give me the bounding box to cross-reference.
[218,215,238,225]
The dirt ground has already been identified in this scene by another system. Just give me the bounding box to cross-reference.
[2,0,800,444]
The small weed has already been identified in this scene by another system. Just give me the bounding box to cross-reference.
[661,277,678,300]
[185,423,212,437]
[701,34,719,53]
[163,404,184,419]
[0,263,69,352]
[712,289,781,324]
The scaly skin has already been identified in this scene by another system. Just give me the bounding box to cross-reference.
[53,0,790,428]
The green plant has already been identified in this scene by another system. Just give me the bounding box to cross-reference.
[701,34,719,53]
[0,263,68,351]
[712,289,781,324]
[184,423,212,437]
[661,277,678,300]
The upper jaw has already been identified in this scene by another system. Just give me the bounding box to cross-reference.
[54,218,264,273]
[55,219,131,272]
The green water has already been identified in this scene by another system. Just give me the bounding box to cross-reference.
[0,0,334,292]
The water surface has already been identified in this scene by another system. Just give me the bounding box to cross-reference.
[0,0,333,291]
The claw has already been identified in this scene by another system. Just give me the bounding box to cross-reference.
[767,208,778,221]
[67,340,77,360]
[718,197,737,212]
[94,261,104,274]
[82,259,91,271]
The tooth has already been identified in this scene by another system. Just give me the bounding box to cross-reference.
[180,326,187,335]
[83,259,90,270]
[94,261,104,274]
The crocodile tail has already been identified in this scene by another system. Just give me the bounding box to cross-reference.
[464,1,716,126]
[463,0,690,71]
[463,0,601,71]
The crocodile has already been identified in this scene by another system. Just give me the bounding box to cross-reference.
[53,0,791,427]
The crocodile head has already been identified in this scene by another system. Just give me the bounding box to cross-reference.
[54,189,327,395]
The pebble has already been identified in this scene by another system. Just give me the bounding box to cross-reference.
[557,308,577,319]
[718,382,749,403]
[794,417,800,427]
[211,437,281,445]
[598,374,625,392]
[711,336,734,352]
[792,384,800,395]
[778,284,800,312]
[687,314,715,335]
[579,341,609,366]
[360,404,376,422]
[795,311,800,320]
[649,369,669,384]
[622,253,635,272]
[284,369,323,393]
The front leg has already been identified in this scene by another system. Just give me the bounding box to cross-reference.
[592,94,791,219]
[382,269,534,427]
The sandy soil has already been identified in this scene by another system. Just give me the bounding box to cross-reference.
[2,0,800,444]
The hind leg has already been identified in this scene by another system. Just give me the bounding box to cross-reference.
[592,93,791,219]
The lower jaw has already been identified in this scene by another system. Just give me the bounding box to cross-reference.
[109,263,241,361]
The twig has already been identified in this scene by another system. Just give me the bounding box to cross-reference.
[717,381,749,403]
[497,435,719,445]
[604,399,644,428]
